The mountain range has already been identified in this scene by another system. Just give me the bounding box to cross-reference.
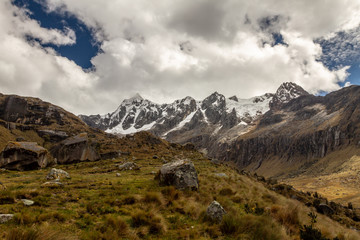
[80,82,360,205]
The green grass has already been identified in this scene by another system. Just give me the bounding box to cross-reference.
[0,148,359,240]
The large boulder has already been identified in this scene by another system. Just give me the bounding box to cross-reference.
[50,133,100,164]
[0,142,49,170]
[206,201,226,223]
[157,159,199,191]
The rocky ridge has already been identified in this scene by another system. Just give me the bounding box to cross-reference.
[79,83,307,140]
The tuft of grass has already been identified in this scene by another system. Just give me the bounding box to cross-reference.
[220,214,284,240]
[131,209,166,234]
[219,187,235,196]
[143,192,163,205]
[270,204,299,234]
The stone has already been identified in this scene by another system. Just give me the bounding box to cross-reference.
[118,162,140,171]
[42,181,63,188]
[0,214,14,224]
[116,173,121,177]
[0,142,49,171]
[46,168,70,180]
[157,159,199,191]
[21,199,34,206]
[214,173,228,178]
[50,133,100,164]
[206,201,226,223]
[317,204,334,216]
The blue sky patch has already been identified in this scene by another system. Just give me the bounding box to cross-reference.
[13,0,100,69]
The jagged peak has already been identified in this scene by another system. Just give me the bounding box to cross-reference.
[276,82,308,95]
[270,82,309,110]
[127,93,144,101]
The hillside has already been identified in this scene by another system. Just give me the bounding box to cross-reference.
[1,145,359,239]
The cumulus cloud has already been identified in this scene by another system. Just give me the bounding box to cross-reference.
[1,0,360,114]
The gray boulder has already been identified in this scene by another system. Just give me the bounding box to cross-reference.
[118,162,140,171]
[46,168,70,180]
[50,133,100,164]
[206,200,226,223]
[157,159,199,191]
[0,142,49,170]
[0,214,14,224]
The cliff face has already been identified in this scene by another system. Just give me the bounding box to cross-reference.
[208,86,360,177]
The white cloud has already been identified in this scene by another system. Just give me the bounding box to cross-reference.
[1,0,360,114]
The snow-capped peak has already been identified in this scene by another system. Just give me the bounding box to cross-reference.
[269,82,308,110]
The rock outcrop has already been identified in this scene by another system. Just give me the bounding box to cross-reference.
[0,142,49,170]
[157,159,199,191]
[50,133,100,164]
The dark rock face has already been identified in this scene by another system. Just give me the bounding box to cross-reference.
[201,92,226,124]
[50,133,100,164]
[0,95,67,126]
[0,142,49,170]
[206,200,227,223]
[210,85,360,176]
[157,159,199,191]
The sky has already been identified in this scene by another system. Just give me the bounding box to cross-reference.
[1,0,360,115]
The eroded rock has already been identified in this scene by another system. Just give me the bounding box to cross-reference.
[0,142,49,170]
[50,133,100,164]
[157,159,199,191]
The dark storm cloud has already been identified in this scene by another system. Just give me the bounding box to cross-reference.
[167,0,230,41]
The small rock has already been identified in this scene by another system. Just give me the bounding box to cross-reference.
[42,181,64,188]
[206,201,227,223]
[46,168,70,180]
[116,173,121,177]
[153,155,158,159]
[118,162,140,171]
[0,214,14,224]
[150,171,157,175]
[21,199,34,206]
[214,173,228,178]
